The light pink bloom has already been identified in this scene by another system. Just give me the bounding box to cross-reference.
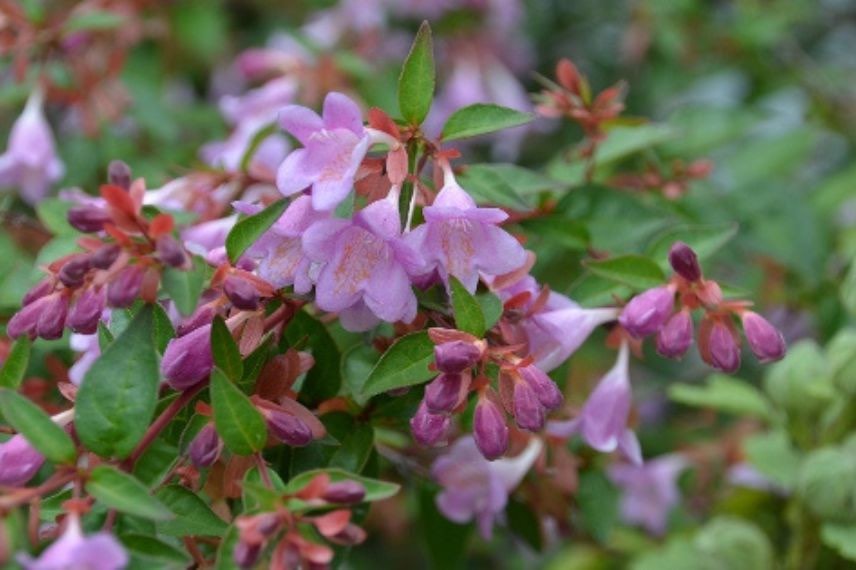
[19,514,128,570]
[69,333,101,386]
[608,454,687,535]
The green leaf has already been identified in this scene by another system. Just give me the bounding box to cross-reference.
[646,223,738,271]
[668,375,773,420]
[583,254,666,291]
[521,217,590,251]
[442,103,533,141]
[0,336,30,389]
[577,471,619,543]
[75,306,160,458]
[743,431,801,490]
[821,524,856,562]
[341,344,378,405]
[284,468,399,502]
[284,310,342,405]
[842,262,856,319]
[329,423,375,473]
[397,21,435,125]
[35,199,74,235]
[225,199,288,264]
[120,534,191,566]
[475,292,503,331]
[214,524,239,570]
[160,257,207,317]
[360,331,435,398]
[210,368,267,455]
[155,485,228,536]
[211,316,243,382]
[449,276,486,337]
[63,9,124,34]
[456,165,532,210]
[0,389,75,464]
[419,486,471,570]
[86,465,173,521]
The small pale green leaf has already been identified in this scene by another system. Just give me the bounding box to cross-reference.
[0,336,31,389]
[743,430,801,490]
[86,465,173,521]
[35,199,74,235]
[397,21,435,125]
[161,258,207,317]
[155,485,228,536]
[211,317,242,382]
[210,368,267,455]
[64,9,124,34]
[442,104,533,141]
[475,292,503,330]
[361,331,435,398]
[449,276,486,337]
[0,389,75,464]
[284,468,399,502]
[668,375,773,420]
[583,254,666,291]
[225,199,288,264]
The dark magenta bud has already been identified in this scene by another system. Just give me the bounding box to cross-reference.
[36,293,69,340]
[473,397,509,460]
[107,265,144,308]
[223,275,260,311]
[410,401,450,447]
[512,380,545,432]
[519,364,563,410]
[618,285,675,338]
[742,311,786,363]
[233,541,261,569]
[266,411,313,446]
[656,309,694,359]
[188,423,222,468]
[668,241,702,282]
[434,341,481,373]
[330,524,367,546]
[0,434,45,486]
[22,279,53,306]
[162,323,214,390]
[322,481,366,504]
[108,160,132,190]
[67,287,105,334]
[58,256,91,288]
[705,319,741,373]
[176,304,217,336]
[67,206,112,233]
[90,244,121,270]
[424,373,466,414]
[156,235,186,268]
[6,296,51,339]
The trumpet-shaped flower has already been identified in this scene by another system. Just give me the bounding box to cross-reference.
[19,514,127,570]
[608,454,687,535]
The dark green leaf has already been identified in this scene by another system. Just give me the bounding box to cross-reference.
[211,316,243,382]
[0,389,75,464]
[449,276,486,337]
[86,465,173,521]
[225,199,288,264]
[210,368,267,455]
[75,306,160,458]
[0,336,30,389]
[120,534,191,566]
[577,471,619,543]
[419,487,470,570]
[398,21,435,125]
[284,310,342,405]
[475,292,503,331]
[151,302,176,354]
[329,423,375,473]
[214,524,239,570]
[442,104,533,141]
[155,485,228,536]
[360,331,435,398]
[456,165,532,210]
[583,254,666,291]
[522,217,590,251]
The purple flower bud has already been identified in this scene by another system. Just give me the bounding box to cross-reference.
[233,541,262,569]
[162,323,214,390]
[331,523,368,546]
[473,397,508,460]
[322,481,366,504]
[36,293,69,340]
[108,159,132,190]
[434,341,481,373]
[58,256,91,288]
[22,279,53,306]
[618,286,675,338]
[107,265,144,308]
[742,311,786,363]
[424,373,466,414]
[266,410,313,446]
[668,241,701,282]
[705,319,741,373]
[656,310,694,359]
[67,287,105,334]
[519,365,563,410]
[90,244,120,270]
[512,380,546,432]
[6,295,51,339]
[67,206,111,233]
[156,235,186,268]
[223,275,260,311]
[188,423,222,468]
[176,304,217,336]
[0,434,45,486]
[410,401,450,447]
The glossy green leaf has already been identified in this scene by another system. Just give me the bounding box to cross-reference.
[398,21,434,125]
[284,310,341,405]
[225,199,288,264]
[0,389,75,464]
[86,465,173,521]
[360,331,435,398]
[329,423,375,473]
[583,254,666,291]
[210,368,267,455]
[0,336,30,389]
[211,316,242,382]
[155,485,228,536]
[120,534,191,566]
[442,103,533,141]
[449,276,486,337]
[475,292,503,331]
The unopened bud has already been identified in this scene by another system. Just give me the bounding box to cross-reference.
[0,434,45,486]
[108,160,132,190]
[58,256,91,288]
[668,241,702,282]
[512,380,546,432]
[188,423,222,468]
[67,287,105,334]
[742,311,786,363]
[22,279,52,306]
[67,206,111,233]
[322,481,366,504]
[107,265,144,308]
[176,304,217,336]
[704,318,741,373]
[36,293,69,340]
[473,397,509,460]
[162,323,214,390]
[424,373,466,414]
[519,365,563,410]
[223,275,260,311]
[90,244,121,270]
[434,341,481,373]
[156,235,186,268]
[233,541,262,569]
[331,523,367,546]
[618,285,675,338]
[266,411,313,446]
[6,296,51,339]
[656,309,694,359]
[410,401,450,447]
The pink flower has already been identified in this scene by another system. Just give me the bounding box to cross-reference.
[405,163,526,293]
[0,434,45,487]
[161,323,214,390]
[432,436,541,539]
[69,333,101,386]
[619,285,676,338]
[276,92,374,211]
[19,515,127,570]
[0,91,64,204]
[608,454,687,535]
[302,189,422,331]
